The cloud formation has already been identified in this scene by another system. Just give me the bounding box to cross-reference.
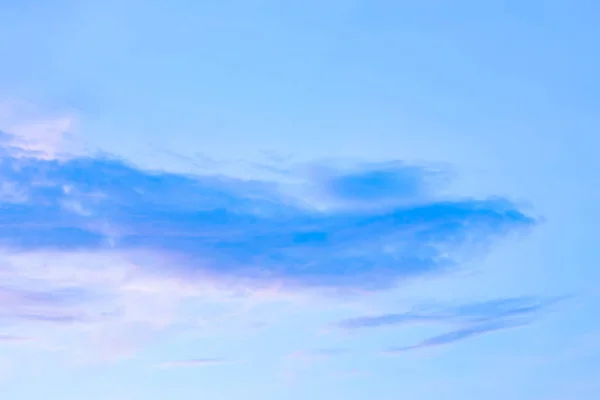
[0,130,534,292]
[0,124,538,358]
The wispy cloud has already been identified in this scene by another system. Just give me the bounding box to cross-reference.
[0,286,89,325]
[0,334,35,343]
[337,297,562,353]
[384,320,525,354]
[337,297,558,331]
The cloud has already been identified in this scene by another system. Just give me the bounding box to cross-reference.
[384,320,524,354]
[0,131,534,292]
[336,297,558,330]
[0,286,89,325]
[154,358,228,368]
[337,297,562,353]
[308,161,451,207]
[0,123,537,358]
[0,334,35,343]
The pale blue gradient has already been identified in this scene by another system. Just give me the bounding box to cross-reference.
[0,1,599,399]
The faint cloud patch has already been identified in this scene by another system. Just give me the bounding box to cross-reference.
[0,100,81,160]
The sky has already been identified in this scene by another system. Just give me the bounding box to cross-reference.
[0,1,599,399]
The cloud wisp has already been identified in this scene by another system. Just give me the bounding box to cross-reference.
[336,297,562,353]
[0,334,35,343]
[337,297,557,330]
[0,285,89,325]
[385,321,524,353]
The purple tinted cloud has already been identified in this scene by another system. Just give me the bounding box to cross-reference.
[0,286,89,325]
[0,334,34,343]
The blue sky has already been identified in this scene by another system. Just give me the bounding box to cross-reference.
[0,1,598,399]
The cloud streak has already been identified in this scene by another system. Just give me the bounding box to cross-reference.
[338,297,562,353]
[337,297,557,330]
[0,286,90,325]
[0,334,35,343]
[384,320,525,354]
